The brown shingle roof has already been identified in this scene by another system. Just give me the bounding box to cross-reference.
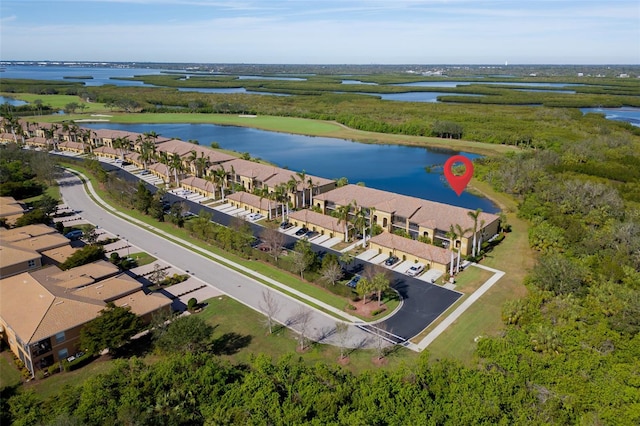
[289,209,343,232]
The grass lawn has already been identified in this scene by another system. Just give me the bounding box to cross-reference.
[18,184,62,206]
[0,351,22,390]
[197,295,420,375]
[128,251,157,267]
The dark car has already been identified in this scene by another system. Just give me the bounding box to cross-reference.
[347,275,361,288]
[279,221,293,230]
[384,255,399,267]
[295,227,309,236]
[64,230,83,241]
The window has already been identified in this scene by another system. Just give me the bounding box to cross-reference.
[58,348,68,360]
[28,259,37,268]
[55,331,65,344]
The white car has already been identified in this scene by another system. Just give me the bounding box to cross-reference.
[246,213,263,221]
[406,263,425,277]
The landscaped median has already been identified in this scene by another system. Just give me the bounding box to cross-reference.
[61,163,398,323]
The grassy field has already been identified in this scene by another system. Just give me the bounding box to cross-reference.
[0,351,22,390]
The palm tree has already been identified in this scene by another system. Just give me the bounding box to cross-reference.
[307,176,315,207]
[296,170,307,207]
[287,176,299,210]
[445,225,458,277]
[256,187,273,220]
[213,166,228,200]
[140,140,156,170]
[455,224,471,274]
[274,184,288,219]
[334,202,352,243]
[194,153,210,178]
[112,136,130,160]
[352,202,368,248]
[467,208,482,258]
[476,219,486,256]
[170,153,184,186]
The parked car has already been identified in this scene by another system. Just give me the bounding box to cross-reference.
[347,275,361,288]
[64,230,83,241]
[303,230,318,239]
[295,227,309,236]
[279,221,293,230]
[246,213,263,221]
[406,263,425,277]
[384,255,399,266]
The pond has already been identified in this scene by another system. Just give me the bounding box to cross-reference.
[82,122,499,213]
[581,107,640,127]
[0,96,28,106]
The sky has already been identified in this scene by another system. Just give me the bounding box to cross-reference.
[1,0,638,65]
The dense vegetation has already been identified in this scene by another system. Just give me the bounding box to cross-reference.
[1,70,640,424]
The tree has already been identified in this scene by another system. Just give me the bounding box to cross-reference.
[170,153,184,186]
[356,276,375,305]
[148,263,168,287]
[467,208,482,258]
[33,194,59,217]
[291,238,316,279]
[296,170,307,207]
[213,166,228,200]
[335,321,349,360]
[295,306,313,351]
[455,224,471,273]
[59,245,105,270]
[154,315,214,354]
[320,258,343,286]
[352,203,368,248]
[286,175,299,213]
[133,180,152,214]
[334,202,352,242]
[371,271,391,306]
[445,224,458,276]
[79,302,143,356]
[139,139,156,170]
[261,227,284,261]
[259,290,281,334]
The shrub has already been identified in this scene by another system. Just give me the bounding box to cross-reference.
[187,297,198,311]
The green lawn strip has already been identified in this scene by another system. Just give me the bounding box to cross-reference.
[127,252,157,267]
[197,295,420,375]
[0,352,22,389]
[452,267,495,292]
[62,164,387,322]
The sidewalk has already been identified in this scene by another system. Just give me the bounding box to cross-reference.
[73,169,363,324]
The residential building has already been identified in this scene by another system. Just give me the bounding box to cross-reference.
[313,184,500,256]
[0,260,172,377]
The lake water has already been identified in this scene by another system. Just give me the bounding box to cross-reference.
[82,122,498,213]
[0,65,164,86]
[0,96,28,106]
[581,107,640,127]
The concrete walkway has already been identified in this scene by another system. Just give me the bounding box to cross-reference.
[59,170,375,350]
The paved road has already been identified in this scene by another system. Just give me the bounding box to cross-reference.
[58,170,377,349]
[59,157,464,344]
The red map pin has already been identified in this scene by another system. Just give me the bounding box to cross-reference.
[444,155,474,196]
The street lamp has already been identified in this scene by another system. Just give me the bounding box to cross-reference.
[125,238,130,258]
